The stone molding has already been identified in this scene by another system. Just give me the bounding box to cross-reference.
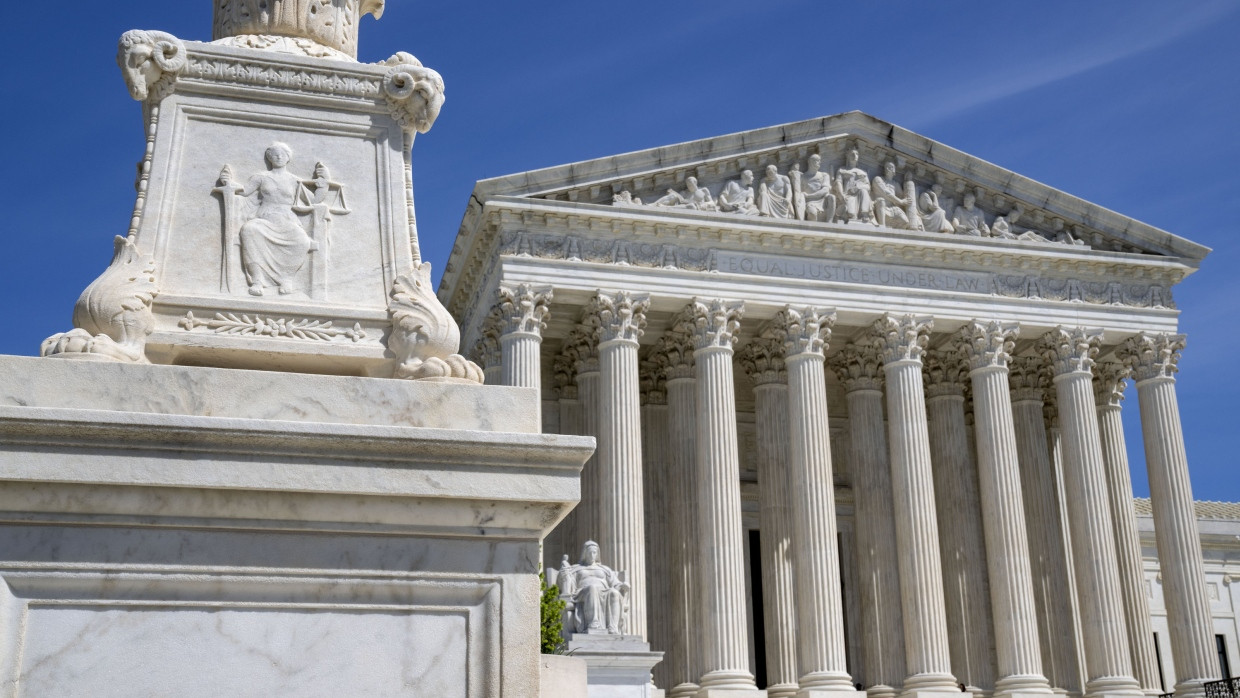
[496,283,553,337]
[1008,356,1047,403]
[676,299,744,352]
[588,291,650,346]
[1093,361,1132,408]
[830,342,884,393]
[870,314,933,365]
[957,320,1019,372]
[212,0,386,60]
[1119,332,1186,384]
[769,306,835,359]
[923,348,969,398]
[1038,326,1103,377]
[736,335,787,387]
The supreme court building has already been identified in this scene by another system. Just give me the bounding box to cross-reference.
[437,112,1220,698]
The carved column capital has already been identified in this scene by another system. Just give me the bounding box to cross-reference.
[469,310,502,370]
[737,335,787,387]
[830,342,884,393]
[1093,361,1132,409]
[654,330,695,382]
[640,355,668,405]
[771,306,835,359]
[677,299,744,352]
[496,283,553,338]
[563,321,600,375]
[589,291,650,346]
[553,353,578,400]
[957,321,1019,372]
[118,30,187,103]
[1118,333,1186,384]
[1008,356,1048,403]
[1038,326,1103,378]
[870,314,933,365]
[923,348,969,398]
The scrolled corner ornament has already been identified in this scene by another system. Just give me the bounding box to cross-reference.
[382,52,446,134]
[117,30,187,102]
[41,236,159,364]
[387,262,483,384]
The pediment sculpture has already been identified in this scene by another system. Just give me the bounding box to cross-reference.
[547,540,631,636]
[611,144,1088,248]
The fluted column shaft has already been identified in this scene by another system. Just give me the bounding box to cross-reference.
[642,392,673,688]
[666,358,702,697]
[923,350,994,694]
[774,307,855,695]
[836,344,906,698]
[550,357,582,567]
[577,364,601,542]
[958,322,1050,697]
[1122,335,1220,698]
[1039,328,1140,698]
[497,285,553,412]
[1093,365,1163,695]
[740,334,799,698]
[873,316,957,692]
[684,299,758,692]
[1009,358,1082,695]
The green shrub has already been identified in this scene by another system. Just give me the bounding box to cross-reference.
[540,577,567,654]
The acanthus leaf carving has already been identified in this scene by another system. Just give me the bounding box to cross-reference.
[118,30,187,103]
[178,311,366,342]
[736,334,787,387]
[1118,332,1186,384]
[769,305,835,359]
[41,236,158,364]
[388,262,483,383]
[869,314,933,365]
[496,283,553,337]
[1008,356,1048,403]
[677,298,744,351]
[589,291,650,345]
[382,53,445,135]
[1037,326,1103,377]
[922,348,969,398]
[957,320,1019,372]
[1093,361,1132,408]
[831,342,884,393]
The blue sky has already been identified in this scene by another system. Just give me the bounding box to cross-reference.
[2,1,1237,499]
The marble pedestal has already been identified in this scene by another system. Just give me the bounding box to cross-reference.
[566,634,664,698]
[0,355,593,698]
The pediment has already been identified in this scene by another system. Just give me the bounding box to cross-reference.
[471,111,1207,262]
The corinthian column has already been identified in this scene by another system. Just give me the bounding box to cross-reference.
[870,315,958,695]
[957,322,1051,698]
[589,290,651,639]
[661,331,702,698]
[833,343,906,698]
[1119,334,1220,698]
[642,356,674,689]
[1093,362,1163,696]
[565,322,601,544]
[1037,328,1141,698]
[738,335,799,698]
[922,348,994,694]
[1007,358,1082,695]
[547,354,581,569]
[679,299,761,695]
[769,307,859,698]
[471,311,502,385]
[497,283,553,392]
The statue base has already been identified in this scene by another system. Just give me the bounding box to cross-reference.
[565,634,664,698]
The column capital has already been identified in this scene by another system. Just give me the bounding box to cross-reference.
[470,309,502,370]
[870,314,933,365]
[1037,326,1103,378]
[640,354,668,405]
[675,298,744,352]
[957,320,1019,372]
[770,305,835,359]
[1093,361,1132,409]
[923,348,969,398]
[831,342,884,392]
[563,321,600,375]
[589,290,650,346]
[737,334,787,387]
[1042,389,1059,431]
[653,330,695,382]
[1008,355,1048,403]
[1118,332,1186,384]
[553,353,578,400]
[496,283,553,337]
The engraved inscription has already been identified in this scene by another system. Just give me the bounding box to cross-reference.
[716,251,990,293]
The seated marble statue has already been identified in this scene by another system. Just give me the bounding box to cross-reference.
[612,190,643,207]
[918,191,955,233]
[950,192,990,237]
[756,164,794,219]
[871,160,913,229]
[651,176,717,211]
[236,143,318,296]
[796,154,837,222]
[991,205,1049,242]
[557,540,630,635]
[836,148,873,223]
[717,170,759,215]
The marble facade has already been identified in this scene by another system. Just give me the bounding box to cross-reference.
[440,112,1222,698]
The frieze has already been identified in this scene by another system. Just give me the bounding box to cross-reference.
[181,50,384,101]
[179,310,367,342]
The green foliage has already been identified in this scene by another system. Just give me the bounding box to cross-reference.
[540,577,567,654]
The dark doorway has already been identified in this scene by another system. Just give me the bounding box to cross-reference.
[748,528,768,689]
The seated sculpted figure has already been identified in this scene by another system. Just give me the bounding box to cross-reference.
[871,160,914,229]
[234,143,320,296]
[558,541,630,635]
[951,192,990,237]
[651,176,717,211]
[796,154,837,222]
[756,164,794,219]
[836,148,873,223]
[919,191,955,233]
[718,169,759,215]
